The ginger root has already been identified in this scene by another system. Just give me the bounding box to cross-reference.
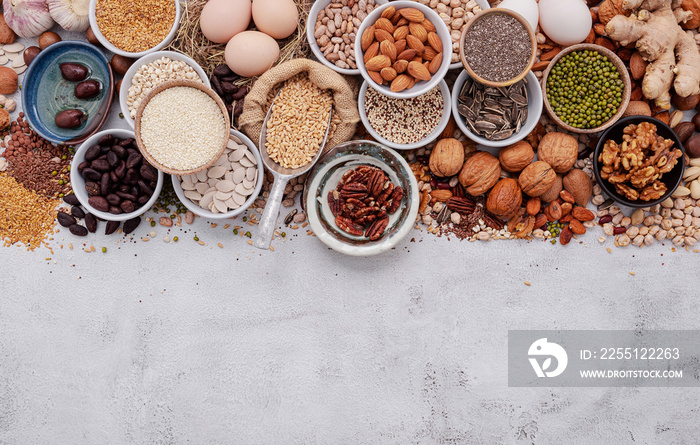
[603,0,700,109]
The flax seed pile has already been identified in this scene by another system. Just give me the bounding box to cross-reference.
[0,174,58,250]
[95,0,176,52]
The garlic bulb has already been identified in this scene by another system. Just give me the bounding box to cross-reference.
[48,0,89,32]
[2,0,55,38]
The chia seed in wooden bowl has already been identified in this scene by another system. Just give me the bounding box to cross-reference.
[459,8,537,87]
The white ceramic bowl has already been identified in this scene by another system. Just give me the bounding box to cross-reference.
[451,69,543,148]
[359,79,451,150]
[307,0,388,76]
[449,0,490,70]
[88,0,181,58]
[70,128,164,221]
[171,129,264,220]
[119,51,211,129]
[304,140,420,256]
[355,1,452,99]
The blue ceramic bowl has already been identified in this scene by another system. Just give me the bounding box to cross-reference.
[21,40,114,145]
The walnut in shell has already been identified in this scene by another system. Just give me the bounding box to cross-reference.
[498,140,534,173]
[518,161,556,197]
[429,138,464,177]
[458,151,501,196]
[486,178,522,220]
[537,132,578,173]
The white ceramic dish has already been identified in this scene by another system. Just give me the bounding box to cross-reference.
[358,79,451,150]
[448,0,490,70]
[88,0,181,58]
[354,1,452,99]
[451,69,543,148]
[119,51,211,129]
[70,128,164,221]
[304,140,419,256]
[307,0,388,76]
[171,129,264,220]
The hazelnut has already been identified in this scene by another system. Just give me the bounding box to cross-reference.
[562,169,593,207]
[498,140,534,172]
[458,151,501,196]
[537,132,578,173]
[539,174,563,203]
[0,67,18,94]
[486,178,522,220]
[429,138,464,177]
[518,161,556,197]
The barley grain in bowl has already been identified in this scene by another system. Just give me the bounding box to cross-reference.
[172,130,263,219]
[134,80,230,175]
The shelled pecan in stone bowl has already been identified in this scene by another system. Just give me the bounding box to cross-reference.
[303,140,419,256]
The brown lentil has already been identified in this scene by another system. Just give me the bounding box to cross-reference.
[0,113,72,198]
[95,0,176,53]
[462,13,531,83]
[0,174,58,250]
[364,86,443,145]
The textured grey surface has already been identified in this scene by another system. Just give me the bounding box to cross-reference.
[2,227,700,444]
[2,29,700,445]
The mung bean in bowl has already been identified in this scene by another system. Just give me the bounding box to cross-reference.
[459,8,536,88]
[358,79,451,150]
[542,43,631,134]
[304,140,419,256]
[88,0,181,58]
[172,129,263,219]
[451,69,542,148]
[119,51,211,129]
[134,79,230,176]
[70,128,164,222]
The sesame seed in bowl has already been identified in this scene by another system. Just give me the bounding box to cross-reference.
[134,80,230,176]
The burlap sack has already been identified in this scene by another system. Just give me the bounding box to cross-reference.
[239,59,360,154]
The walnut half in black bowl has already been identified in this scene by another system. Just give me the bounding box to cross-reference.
[593,115,686,208]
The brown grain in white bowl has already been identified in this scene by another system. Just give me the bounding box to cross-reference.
[134,80,230,175]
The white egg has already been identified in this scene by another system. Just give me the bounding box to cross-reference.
[499,0,538,32]
[252,0,299,40]
[225,31,280,77]
[538,0,592,46]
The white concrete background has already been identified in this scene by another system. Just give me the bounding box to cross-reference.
[2,28,700,445]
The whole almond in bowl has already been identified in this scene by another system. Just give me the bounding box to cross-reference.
[355,1,452,99]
